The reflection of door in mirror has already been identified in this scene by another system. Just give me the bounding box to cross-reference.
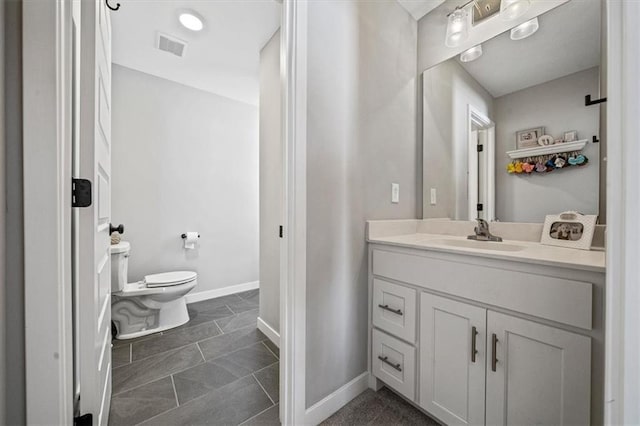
[468,106,495,222]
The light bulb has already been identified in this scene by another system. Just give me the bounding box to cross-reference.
[510,17,539,40]
[445,9,469,48]
[500,0,530,21]
[460,45,483,62]
[179,11,204,31]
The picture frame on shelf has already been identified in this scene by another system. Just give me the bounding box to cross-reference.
[564,130,578,142]
[516,127,545,149]
[541,211,597,250]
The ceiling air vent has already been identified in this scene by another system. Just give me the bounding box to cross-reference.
[157,33,187,57]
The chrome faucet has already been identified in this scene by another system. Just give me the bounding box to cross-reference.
[468,218,502,242]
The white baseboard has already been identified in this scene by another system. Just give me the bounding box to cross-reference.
[304,372,369,425]
[185,280,259,304]
[257,317,280,348]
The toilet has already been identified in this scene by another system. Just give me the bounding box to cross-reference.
[110,241,197,340]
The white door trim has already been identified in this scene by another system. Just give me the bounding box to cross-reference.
[280,0,308,424]
[22,0,74,423]
[604,1,640,424]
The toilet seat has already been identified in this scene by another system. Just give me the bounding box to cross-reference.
[145,271,197,288]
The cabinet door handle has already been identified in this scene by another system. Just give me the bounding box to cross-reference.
[378,304,403,316]
[378,355,402,372]
[471,326,478,363]
[491,333,499,372]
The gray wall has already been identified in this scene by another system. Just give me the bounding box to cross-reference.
[3,0,25,422]
[259,30,281,333]
[422,59,494,219]
[0,0,5,422]
[305,0,418,407]
[494,67,600,222]
[112,65,259,297]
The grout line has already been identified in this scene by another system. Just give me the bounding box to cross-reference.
[213,320,225,335]
[129,344,132,364]
[238,403,277,426]
[196,342,206,362]
[170,375,180,407]
[252,373,275,405]
[253,360,279,375]
[225,303,237,315]
[261,341,279,360]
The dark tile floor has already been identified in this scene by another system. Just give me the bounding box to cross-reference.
[109,290,281,426]
[109,290,437,426]
[322,387,441,426]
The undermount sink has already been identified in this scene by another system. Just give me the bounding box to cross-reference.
[433,239,525,252]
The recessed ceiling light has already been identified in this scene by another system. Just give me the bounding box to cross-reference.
[510,17,539,40]
[179,11,204,32]
[460,45,483,62]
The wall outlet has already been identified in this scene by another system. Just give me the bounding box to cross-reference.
[391,183,400,203]
[430,188,437,205]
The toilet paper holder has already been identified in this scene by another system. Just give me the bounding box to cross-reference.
[181,233,200,239]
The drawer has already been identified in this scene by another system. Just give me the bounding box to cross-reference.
[372,249,593,330]
[372,279,416,343]
[372,329,416,401]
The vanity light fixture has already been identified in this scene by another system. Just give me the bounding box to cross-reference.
[460,44,483,62]
[179,10,204,32]
[510,17,539,40]
[445,8,470,47]
[500,0,530,21]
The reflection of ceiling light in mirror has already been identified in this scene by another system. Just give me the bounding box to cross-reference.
[500,0,530,21]
[179,11,204,31]
[445,8,469,47]
[460,44,483,62]
[510,17,539,40]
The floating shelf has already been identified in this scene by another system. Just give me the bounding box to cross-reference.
[506,139,588,160]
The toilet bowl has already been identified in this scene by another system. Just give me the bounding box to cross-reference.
[110,241,197,340]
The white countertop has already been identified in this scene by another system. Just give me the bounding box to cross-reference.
[367,220,606,273]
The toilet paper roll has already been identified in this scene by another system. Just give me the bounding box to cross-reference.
[184,232,199,250]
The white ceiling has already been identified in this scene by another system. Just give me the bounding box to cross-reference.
[396,0,445,20]
[458,0,600,97]
[111,0,281,105]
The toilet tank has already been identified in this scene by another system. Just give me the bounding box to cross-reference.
[110,241,130,292]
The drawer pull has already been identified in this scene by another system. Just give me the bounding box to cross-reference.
[378,304,403,316]
[491,333,499,372]
[471,326,478,363]
[378,355,402,372]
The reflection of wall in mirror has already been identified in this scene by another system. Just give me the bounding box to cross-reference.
[494,67,600,223]
[422,60,493,220]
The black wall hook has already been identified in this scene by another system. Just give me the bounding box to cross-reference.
[585,94,607,106]
[106,0,121,11]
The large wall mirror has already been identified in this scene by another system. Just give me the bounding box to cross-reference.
[422,0,604,223]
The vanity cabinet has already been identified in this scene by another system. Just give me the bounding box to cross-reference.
[485,312,591,426]
[368,246,601,425]
[420,293,486,425]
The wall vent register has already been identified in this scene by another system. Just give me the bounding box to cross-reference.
[157,33,187,57]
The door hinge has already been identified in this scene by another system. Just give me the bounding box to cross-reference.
[72,178,92,208]
[477,144,484,152]
[477,203,484,212]
[74,413,93,426]
[279,226,283,238]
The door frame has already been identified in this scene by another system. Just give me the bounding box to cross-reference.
[466,105,495,222]
[22,0,74,424]
[22,0,308,424]
[604,1,640,424]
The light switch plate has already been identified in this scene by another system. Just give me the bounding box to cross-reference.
[430,188,437,205]
[391,183,400,203]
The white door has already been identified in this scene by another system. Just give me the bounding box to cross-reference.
[486,311,591,426]
[76,0,113,424]
[420,293,486,426]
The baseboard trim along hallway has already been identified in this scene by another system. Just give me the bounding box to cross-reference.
[257,317,280,348]
[185,281,260,305]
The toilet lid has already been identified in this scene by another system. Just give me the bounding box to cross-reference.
[144,271,197,288]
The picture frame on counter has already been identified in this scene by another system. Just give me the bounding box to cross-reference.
[541,211,597,250]
[516,127,545,149]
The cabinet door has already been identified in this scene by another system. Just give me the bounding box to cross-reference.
[420,293,486,425]
[486,311,591,426]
